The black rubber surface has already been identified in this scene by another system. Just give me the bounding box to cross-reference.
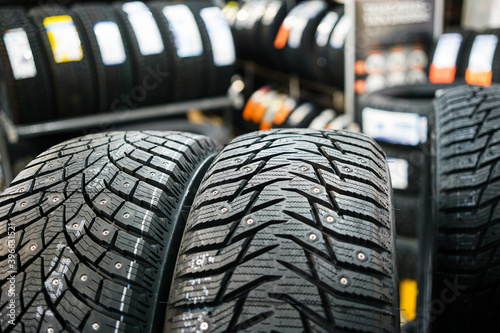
[28,5,97,118]
[167,129,400,332]
[149,1,206,102]
[262,0,294,71]
[0,131,221,332]
[359,84,454,238]
[186,1,235,97]
[72,3,134,113]
[325,7,346,89]
[113,1,173,107]
[485,29,500,84]
[311,6,342,84]
[0,7,55,124]
[427,85,500,332]
[284,3,328,81]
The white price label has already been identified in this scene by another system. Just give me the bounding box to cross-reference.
[329,15,350,49]
[287,1,326,49]
[362,107,427,146]
[43,15,83,63]
[468,34,498,73]
[309,109,336,129]
[288,103,314,126]
[3,28,37,79]
[261,0,282,26]
[163,4,203,58]
[123,2,164,56]
[316,11,339,47]
[387,157,409,190]
[94,21,126,66]
[200,7,236,67]
[432,33,462,69]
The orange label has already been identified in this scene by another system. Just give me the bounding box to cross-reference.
[273,105,294,126]
[355,60,366,75]
[260,120,272,130]
[242,100,257,121]
[274,25,290,50]
[354,80,366,94]
[252,103,268,123]
[429,64,456,84]
[465,69,492,86]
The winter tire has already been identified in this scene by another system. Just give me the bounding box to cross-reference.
[166,129,400,333]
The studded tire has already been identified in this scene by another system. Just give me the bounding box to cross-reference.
[421,85,500,332]
[166,129,400,333]
[0,131,221,333]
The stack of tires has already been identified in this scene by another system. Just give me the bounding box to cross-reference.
[1,84,498,332]
[226,0,349,88]
[429,28,500,86]
[0,0,236,124]
[242,86,358,131]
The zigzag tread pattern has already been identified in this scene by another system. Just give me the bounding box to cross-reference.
[167,129,398,333]
[0,131,220,333]
[433,85,500,330]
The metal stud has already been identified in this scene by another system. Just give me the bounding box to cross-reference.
[313,188,321,193]
[326,216,335,223]
[47,328,55,333]
[344,167,351,172]
[200,322,209,330]
[92,323,100,330]
[220,207,228,213]
[309,233,317,241]
[247,218,254,225]
[81,274,88,282]
[357,252,366,261]
[100,200,106,205]
[115,263,122,269]
[340,277,349,285]
[73,223,79,229]
[195,258,203,266]
[123,213,130,219]
[103,230,109,236]
[150,172,156,177]
[212,190,219,195]
[52,279,59,286]
[50,177,55,182]
[53,197,59,203]
[123,182,130,187]
[30,244,37,251]
[20,202,27,207]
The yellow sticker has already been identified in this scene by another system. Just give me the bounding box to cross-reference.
[400,279,417,322]
[43,15,83,63]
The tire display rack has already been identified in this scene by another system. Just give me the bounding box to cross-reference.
[0,96,235,188]
[239,60,345,119]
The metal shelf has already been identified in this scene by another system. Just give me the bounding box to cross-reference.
[0,96,234,188]
[1,96,234,144]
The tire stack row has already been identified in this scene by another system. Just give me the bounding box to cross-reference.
[0,0,236,124]
[242,85,358,131]
[224,0,349,88]
[429,28,500,86]
[0,85,499,332]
